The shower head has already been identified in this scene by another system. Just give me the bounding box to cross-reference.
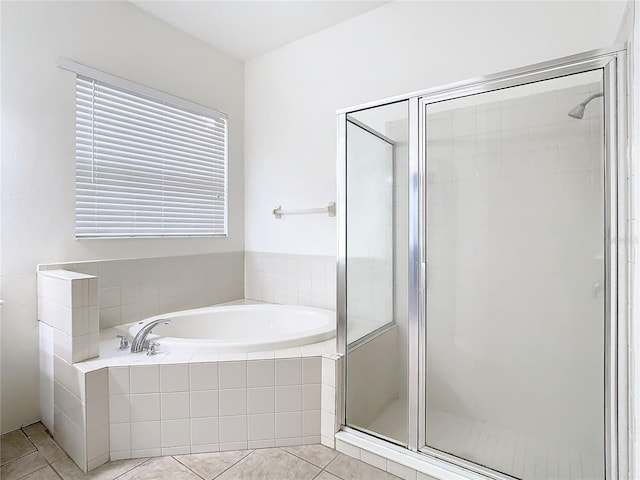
[567,104,586,119]
[567,92,603,119]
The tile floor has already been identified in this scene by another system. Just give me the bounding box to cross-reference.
[1,423,401,480]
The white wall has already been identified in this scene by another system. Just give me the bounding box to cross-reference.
[0,1,245,433]
[244,0,627,256]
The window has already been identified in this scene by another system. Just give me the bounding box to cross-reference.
[64,59,228,238]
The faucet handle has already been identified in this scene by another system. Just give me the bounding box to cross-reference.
[116,335,129,350]
[147,342,160,356]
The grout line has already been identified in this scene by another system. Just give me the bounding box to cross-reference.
[210,449,255,479]
[171,455,207,480]
[0,429,39,469]
[16,464,63,480]
[112,457,155,479]
[278,447,346,480]
[278,446,338,471]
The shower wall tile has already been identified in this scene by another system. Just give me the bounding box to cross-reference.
[245,252,335,310]
[40,252,245,329]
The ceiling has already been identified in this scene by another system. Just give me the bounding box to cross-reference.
[131,1,390,62]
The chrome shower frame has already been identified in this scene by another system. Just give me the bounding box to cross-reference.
[336,45,629,480]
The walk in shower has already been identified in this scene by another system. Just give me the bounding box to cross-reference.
[337,47,628,480]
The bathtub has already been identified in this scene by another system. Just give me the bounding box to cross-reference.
[128,303,335,353]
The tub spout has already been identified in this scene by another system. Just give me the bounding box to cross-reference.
[131,318,171,353]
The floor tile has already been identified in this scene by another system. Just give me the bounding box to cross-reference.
[116,457,201,480]
[21,465,61,480]
[22,423,47,438]
[0,451,48,480]
[314,472,341,480]
[52,456,147,480]
[28,432,67,464]
[174,450,251,479]
[283,444,338,469]
[325,453,401,480]
[216,448,320,480]
[1,429,36,465]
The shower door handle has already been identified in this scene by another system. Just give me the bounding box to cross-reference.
[593,282,603,298]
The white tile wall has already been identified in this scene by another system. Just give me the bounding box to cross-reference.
[219,361,247,388]
[247,360,274,387]
[130,365,159,394]
[106,356,323,460]
[245,252,335,310]
[161,392,189,420]
[40,252,245,329]
[38,270,99,364]
[39,322,55,431]
[191,417,219,445]
[275,385,302,412]
[320,354,342,449]
[190,390,219,418]
[130,394,160,422]
[247,387,275,414]
[39,269,105,473]
[219,389,247,416]
[160,364,189,392]
[189,363,218,391]
[275,358,301,385]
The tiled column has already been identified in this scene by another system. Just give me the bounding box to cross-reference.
[38,269,99,363]
[38,269,104,472]
[321,353,343,448]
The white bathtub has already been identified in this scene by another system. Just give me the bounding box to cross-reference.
[128,304,336,353]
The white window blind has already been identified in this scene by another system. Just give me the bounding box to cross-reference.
[74,72,227,238]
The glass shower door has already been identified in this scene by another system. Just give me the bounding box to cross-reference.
[344,101,410,445]
[423,70,606,479]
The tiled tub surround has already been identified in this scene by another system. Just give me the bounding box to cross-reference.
[39,252,245,329]
[39,316,339,471]
[59,332,337,472]
[36,254,344,474]
[37,269,101,461]
[244,252,336,311]
[39,292,341,472]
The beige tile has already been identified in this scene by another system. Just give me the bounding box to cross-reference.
[1,430,36,465]
[21,465,61,480]
[326,453,401,480]
[216,448,320,480]
[315,472,341,480]
[116,457,201,480]
[52,456,147,480]
[28,432,67,464]
[282,444,338,468]
[0,452,47,480]
[174,450,250,479]
[22,423,47,437]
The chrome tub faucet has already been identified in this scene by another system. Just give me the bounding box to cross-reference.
[130,318,171,353]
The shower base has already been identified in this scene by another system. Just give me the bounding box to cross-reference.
[425,409,602,480]
[363,401,602,479]
[367,398,407,442]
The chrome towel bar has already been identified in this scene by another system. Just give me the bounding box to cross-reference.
[273,202,336,219]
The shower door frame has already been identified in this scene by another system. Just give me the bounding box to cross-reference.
[413,48,627,480]
[336,45,629,480]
